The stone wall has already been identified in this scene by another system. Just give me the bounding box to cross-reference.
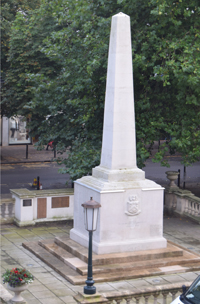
[164,186,200,223]
[74,281,191,304]
[0,198,15,224]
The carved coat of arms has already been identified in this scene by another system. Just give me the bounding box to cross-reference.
[125,195,141,216]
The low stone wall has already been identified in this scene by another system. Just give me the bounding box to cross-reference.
[1,281,191,304]
[0,283,13,304]
[165,186,200,223]
[0,188,74,226]
[0,198,15,224]
[74,281,191,303]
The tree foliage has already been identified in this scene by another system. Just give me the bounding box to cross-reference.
[1,0,41,113]
[2,0,200,181]
[132,0,200,167]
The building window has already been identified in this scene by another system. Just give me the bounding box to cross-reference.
[23,199,32,207]
[9,116,31,144]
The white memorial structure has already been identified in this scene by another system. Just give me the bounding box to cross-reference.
[70,12,167,254]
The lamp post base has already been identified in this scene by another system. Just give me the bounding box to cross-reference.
[74,292,108,303]
[84,285,96,295]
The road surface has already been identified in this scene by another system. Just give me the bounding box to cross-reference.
[1,162,71,197]
[1,159,200,198]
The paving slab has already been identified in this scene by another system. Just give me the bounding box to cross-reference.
[28,284,49,292]
[39,297,65,304]
[160,274,186,283]
[107,281,134,291]
[1,218,200,304]
[59,296,77,304]
[25,299,41,304]
[33,289,56,299]
[178,272,199,281]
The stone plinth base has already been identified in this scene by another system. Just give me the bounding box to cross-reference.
[70,174,166,254]
[70,229,166,255]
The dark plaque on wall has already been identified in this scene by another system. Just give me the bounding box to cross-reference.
[52,197,69,208]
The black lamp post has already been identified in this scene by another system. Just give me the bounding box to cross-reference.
[82,197,101,295]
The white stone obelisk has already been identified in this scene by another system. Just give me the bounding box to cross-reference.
[70,12,167,254]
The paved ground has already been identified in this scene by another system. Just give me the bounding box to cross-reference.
[0,144,68,164]
[1,144,200,303]
[1,216,200,304]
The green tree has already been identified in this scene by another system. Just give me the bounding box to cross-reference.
[132,0,200,167]
[1,0,41,114]
[2,0,200,181]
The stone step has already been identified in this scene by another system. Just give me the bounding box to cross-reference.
[38,239,200,276]
[82,252,200,276]
[38,239,88,272]
[69,263,200,285]
[22,239,200,285]
[22,241,82,284]
[55,236,184,266]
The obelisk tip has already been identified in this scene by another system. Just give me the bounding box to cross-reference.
[113,12,129,18]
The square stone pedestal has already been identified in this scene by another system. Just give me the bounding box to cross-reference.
[70,171,167,255]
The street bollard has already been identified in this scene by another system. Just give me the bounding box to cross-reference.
[37,176,40,190]
[178,169,180,187]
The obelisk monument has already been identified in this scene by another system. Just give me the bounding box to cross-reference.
[70,12,167,254]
